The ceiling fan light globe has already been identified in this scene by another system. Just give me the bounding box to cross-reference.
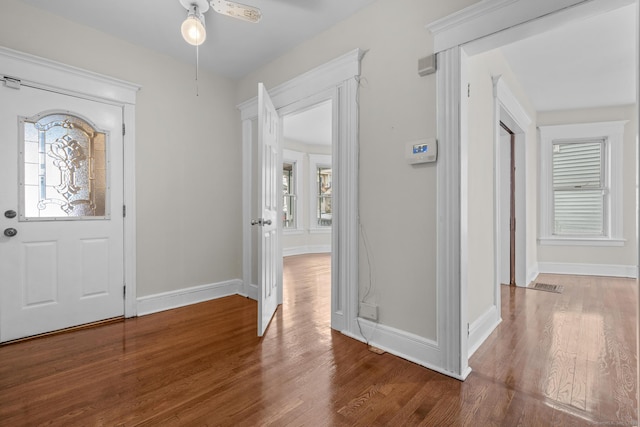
[181,12,206,45]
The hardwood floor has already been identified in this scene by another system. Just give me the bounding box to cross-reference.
[0,255,636,426]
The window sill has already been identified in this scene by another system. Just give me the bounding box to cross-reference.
[310,228,331,234]
[538,237,626,247]
[283,229,305,236]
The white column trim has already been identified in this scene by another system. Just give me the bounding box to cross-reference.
[436,47,469,379]
[337,77,360,334]
[123,104,138,317]
[241,119,253,297]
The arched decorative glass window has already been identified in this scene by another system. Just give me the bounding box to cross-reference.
[20,112,108,220]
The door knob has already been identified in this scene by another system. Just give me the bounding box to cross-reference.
[3,228,17,237]
[4,210,16,219]
[251,219,272,226]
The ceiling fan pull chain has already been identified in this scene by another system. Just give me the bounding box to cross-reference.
[195,41,200,96]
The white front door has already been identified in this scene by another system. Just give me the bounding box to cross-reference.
[256,83,282,337]
[0,83,124,342]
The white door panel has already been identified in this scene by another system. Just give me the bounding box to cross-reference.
[257,83,281,337]
[0,84,124,342]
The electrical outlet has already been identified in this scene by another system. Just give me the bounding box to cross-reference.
[359,302,378,321]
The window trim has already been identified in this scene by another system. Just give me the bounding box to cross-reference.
[309,153,332,233]
[282,149,304,234]
[539,120,627,246]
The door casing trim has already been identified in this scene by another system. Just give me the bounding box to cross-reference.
[237,48,363,333]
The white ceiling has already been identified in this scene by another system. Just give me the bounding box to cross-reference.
[283,4,638,146]
[283,100,332,146]
[17,0,637,144]
[500,3,637,112]
[19,0,377,79]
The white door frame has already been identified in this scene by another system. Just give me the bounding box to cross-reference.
[493,76,531,292]
[238,49,363,333]
[0,47,140,318]
[427,0,637,378]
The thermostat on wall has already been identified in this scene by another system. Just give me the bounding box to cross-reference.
[406,138,437,164]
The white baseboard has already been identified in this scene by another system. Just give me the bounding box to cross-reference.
[468,305,501,357]
[241,283,258,301]
[137,279,242,316]
[342,318,470,381]
[526,263,540,286]
[283,245,331,257]
[538,262,637,278]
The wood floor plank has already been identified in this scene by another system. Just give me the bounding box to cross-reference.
[0,255,636,425]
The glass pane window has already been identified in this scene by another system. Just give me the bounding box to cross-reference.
[317,166,332,226]
[283,162,296,228]
[552,139,605,236]
[21,113,108,220]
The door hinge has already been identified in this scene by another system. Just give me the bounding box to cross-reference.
[3,76,21,90]
[467,323,470,337]
[122,123,126,136]
[123,205,126,218]
[467,83,471,98]
[123,285,126,298]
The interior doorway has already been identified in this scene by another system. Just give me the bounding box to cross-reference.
[281,100,334,322]
[281,100,333,256]
[500,122,516,286]
[436,0,638,377]
[239,49,362,335]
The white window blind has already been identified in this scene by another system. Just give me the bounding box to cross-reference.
[552,139,605,236]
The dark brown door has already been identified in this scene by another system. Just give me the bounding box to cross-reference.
[500,122,516,286]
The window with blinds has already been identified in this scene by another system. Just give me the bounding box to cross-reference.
[552,139,605,236]
[539,121,624,245]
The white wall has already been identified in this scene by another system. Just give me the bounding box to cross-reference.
[464,48,537,326]
[0,0,243,297]
[282,140,331,256]
[537,105,638,273]
[238,0,478,339]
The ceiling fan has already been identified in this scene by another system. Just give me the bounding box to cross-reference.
[179,0,262,45]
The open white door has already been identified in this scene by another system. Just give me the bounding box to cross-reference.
[255,83,282,337]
